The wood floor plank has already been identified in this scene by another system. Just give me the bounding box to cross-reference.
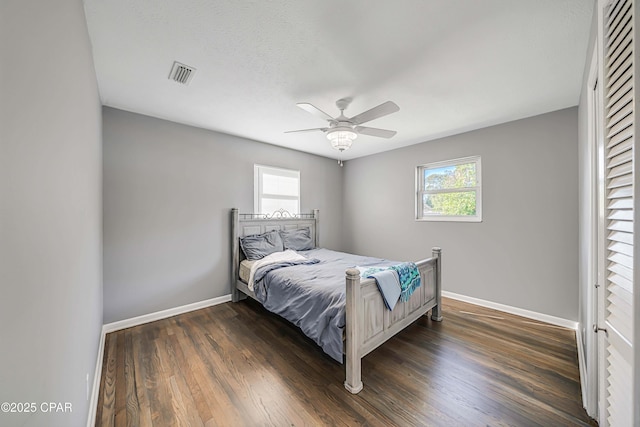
[95,297,597,427]
[130,326,153,427]
[157,324,203,427]
[166,332,212,425]
[114,332,126,426]
[142,325,178,426]
[123,330,140,427]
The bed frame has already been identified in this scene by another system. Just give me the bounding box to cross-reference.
[230,208,442,393]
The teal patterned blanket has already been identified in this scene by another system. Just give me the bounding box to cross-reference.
[358,262,421,302]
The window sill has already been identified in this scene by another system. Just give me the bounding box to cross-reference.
[415,216,482,223]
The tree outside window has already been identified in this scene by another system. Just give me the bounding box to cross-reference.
[416,156,482,222]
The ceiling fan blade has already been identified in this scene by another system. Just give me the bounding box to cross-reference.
[296,103,335,121]
[350,101,399,125]
[355,126,397,139]
[284,127,328,134]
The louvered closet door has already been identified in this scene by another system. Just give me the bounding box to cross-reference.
[601,0,635,425]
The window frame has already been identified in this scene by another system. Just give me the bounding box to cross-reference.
[254,164,300,215]
[415,155,482,222]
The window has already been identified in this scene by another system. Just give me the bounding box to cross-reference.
[416,156,482,222]
[254,165,300,215]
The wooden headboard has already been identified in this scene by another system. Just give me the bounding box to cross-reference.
[230,208,319,301]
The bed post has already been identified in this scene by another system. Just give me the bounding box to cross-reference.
[313,209,320,248]
[231,208,240,302]
[431,247,443,321]
[344,268,363,394]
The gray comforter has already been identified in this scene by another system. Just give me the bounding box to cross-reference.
[252,248,395,363]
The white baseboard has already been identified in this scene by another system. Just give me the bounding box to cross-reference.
[86,325,106,427]
[442,291,579,330]
[103,294,232,333]
[87,294,232,427]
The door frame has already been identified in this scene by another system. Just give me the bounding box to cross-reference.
[584,41,603,420]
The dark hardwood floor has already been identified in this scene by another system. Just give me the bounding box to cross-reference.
[95,297,597,426]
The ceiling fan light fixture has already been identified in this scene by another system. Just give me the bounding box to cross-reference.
[287,99,399,152]
[327,129,357,152]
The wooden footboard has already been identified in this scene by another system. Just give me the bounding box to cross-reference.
[344,248,442,394]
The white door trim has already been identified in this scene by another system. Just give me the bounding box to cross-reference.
[595,3,607,423]
[584,41,600,419]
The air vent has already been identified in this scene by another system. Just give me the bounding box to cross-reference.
[168,61,196,85]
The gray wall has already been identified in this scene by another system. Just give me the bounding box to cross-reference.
[343,108,579,321]
[103,107,344,323]
[0,0,103,426]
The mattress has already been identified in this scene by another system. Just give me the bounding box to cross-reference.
[239,259,255,283]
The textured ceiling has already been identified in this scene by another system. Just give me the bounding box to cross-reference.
[84,0,593,160]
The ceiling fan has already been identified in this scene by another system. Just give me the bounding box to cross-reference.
[285,98,400,153]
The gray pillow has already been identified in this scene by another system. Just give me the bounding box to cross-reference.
[280,227,314,251]
[240,230,284,260]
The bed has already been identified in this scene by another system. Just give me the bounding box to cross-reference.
[230,208,442,393]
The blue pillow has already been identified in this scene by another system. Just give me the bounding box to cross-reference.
[280,227,314,251]
[240,230,284,260]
